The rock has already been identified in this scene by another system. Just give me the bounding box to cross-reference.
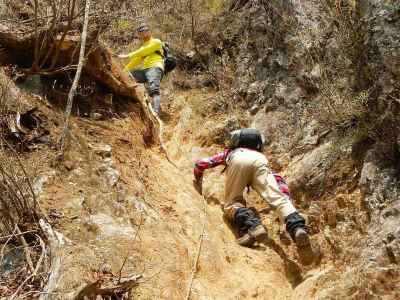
[32,171,55,197]
[91,143,112,158]
[359,150,400,214]
[186,51,196,58]
[67,193,85,210]
[249,104,259,115]
[63,159,76,171]
[201,117,240,145]
[0,247,24,274]
[310,64,321,80]
[86,213,135,238]
[285,141,334,196]
[127,196,159,221]
[292,267,335,300]
[97,158,120,188]
[245,81,265,106]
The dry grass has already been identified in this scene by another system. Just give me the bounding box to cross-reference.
[0,70,48,299]
[304,0,372,137]
[317,86,369,131]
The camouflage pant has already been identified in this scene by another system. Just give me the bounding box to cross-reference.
[130,67,163,96]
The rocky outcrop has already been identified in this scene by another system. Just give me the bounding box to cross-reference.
[214,0,400,298]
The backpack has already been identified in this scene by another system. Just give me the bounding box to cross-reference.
[228,128,265,151]
[156,43,177,74]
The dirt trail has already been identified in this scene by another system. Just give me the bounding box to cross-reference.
[152,89,305,299]
[33,88,308,299]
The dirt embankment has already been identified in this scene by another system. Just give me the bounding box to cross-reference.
[3,68,397,299]
[3,73,328,299]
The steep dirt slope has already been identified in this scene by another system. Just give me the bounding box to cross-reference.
[24,86,307,299]
[4,68,387,300]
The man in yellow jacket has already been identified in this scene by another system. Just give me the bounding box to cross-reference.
[118,24,164,115]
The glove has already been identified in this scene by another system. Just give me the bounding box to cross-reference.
[193,175,203,195]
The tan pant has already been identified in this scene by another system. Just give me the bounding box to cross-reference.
[223,148,297,223]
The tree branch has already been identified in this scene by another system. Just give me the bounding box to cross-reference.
[59,0,91,154]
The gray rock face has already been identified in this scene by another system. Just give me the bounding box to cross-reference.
[366,0,400,77]
[285,141,334,198]
[218,0,400,297]
[359,148,400,266]
[359,149,400,214]
[98,157,120,188]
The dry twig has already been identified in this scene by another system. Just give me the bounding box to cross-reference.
[15,225,35,274]
[9,235,46,300]
[0,225,17,266]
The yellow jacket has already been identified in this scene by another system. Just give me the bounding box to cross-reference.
[123,38,164,72]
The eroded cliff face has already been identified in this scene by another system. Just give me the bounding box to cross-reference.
[212,0,400,298]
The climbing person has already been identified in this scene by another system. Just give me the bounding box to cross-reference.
[193,128,310,248]
[117,23,164,115]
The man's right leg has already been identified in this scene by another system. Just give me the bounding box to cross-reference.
[130,69,147,84]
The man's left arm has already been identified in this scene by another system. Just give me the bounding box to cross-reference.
[122,39,163,72]
[127,39,162,60]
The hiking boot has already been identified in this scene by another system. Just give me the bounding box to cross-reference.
[236,233,255,247]
[294,228,310,247]
[236,225,267,247]
[248,224,268,242]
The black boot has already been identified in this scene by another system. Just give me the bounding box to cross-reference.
[234,208,267,246]
[285,212,310,247]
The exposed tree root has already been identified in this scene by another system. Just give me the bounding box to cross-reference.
[39,219,68,300]
[0,22,139,101]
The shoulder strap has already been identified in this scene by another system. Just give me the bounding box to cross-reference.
[155,42,166,58]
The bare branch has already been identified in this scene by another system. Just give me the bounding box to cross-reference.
[59,0,91,154]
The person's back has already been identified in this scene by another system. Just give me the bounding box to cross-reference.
[226,147,268,166]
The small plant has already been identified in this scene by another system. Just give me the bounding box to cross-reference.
[317,86,369,131]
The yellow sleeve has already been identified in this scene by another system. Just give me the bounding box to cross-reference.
[123,56,142,72]
[128,39,163,58]
[123,39,163,72]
